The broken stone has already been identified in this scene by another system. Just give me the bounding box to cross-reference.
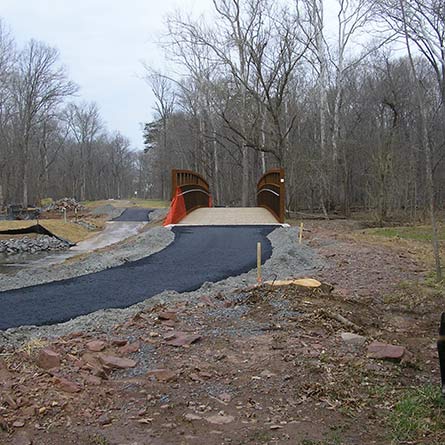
[367,341,406,360]
[218,393,232,403]
[86,340,106,352]
[111,338,128,347]
[146,369,177,382]
[341,332,366,347]
[206,414,235,425]
[120,340,140,354]
[97,413,112,426]
[158,310,177,321]
[99,354,137,369]
[184,413,202,421]
[54,377,81,393]
[84,375,102,386]
[12,420,25,428]
[36,348,61,370]
[164,331,201,347]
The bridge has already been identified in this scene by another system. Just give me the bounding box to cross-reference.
[164,168,285,226]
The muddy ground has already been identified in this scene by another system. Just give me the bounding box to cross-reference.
[0,220,443,445]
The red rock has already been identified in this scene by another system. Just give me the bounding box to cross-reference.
[120,340,140,354]
[161,319,176,327]
[97,413,112,425]
[84,375,102,385]
[99,354,137,369]
[164,332,201,347]
[158,311,177,321]
[111,338,128,347]
[146,369,177,382]
[367,341,406,360]
[86,340,106,352]
[36,348,61,370]
[54,377,81,393]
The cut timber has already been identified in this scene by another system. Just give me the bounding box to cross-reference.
[266,278,322,288]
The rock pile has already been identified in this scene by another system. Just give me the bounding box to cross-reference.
[47,198,84,212]
[0,235,70,254]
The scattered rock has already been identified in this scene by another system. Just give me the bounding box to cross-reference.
[111,338,128,347]
[367,341,406,360]
[146,369,177,382]
[158,311,177,321]
[84,375,102,385]
[86,340,106,352]
[184,413,202,421]
[98,413,112,426]
[54,377,81,393]
[12,420,25,428]
[99,354,137,369]
[164,331,201,347]
[120,340,140,354]
[341,332,366,347]
[206,414,235,425]
[36,348,61,370]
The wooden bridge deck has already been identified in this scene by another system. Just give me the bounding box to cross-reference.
[177,207,279,225]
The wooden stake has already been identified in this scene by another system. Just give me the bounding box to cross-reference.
[299,222,304,244]
[63,208,67,223]
[257,242,262,284]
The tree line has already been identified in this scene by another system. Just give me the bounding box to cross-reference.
[0,20,140,208]
[143,0,445,225]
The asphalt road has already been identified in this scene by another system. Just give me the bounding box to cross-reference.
[0,226,276,330]
[112,208,152,222]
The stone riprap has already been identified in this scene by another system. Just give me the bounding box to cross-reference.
[0,235,70,254]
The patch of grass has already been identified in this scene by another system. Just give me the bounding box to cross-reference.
[389,385,445,443]
[366,225,445,242]
[88,435,110,445]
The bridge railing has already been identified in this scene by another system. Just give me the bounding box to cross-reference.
[171,169,211,212]
[164,169,211,225]
[257,168,285,223]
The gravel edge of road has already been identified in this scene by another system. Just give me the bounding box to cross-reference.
[0,210,171,292]
[0,225,325,347]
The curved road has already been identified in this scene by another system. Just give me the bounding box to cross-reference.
[0,226,276,330]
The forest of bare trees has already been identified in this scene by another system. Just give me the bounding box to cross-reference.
[0,20,139,207]
[142,0,445,224]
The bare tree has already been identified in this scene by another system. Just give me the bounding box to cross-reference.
[11,39,77,206]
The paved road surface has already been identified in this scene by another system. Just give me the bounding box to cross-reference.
[0,226,276,329]
[112,208,152,222]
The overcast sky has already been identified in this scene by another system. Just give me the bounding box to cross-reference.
[1,0,210,150]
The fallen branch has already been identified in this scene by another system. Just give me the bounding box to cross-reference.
[320,309,362,332]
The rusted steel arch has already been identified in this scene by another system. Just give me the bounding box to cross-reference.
[171,169,211,211]
[256,168,285,223]
[164,169,212,225]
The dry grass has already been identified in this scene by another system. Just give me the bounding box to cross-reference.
[0,219,95,244]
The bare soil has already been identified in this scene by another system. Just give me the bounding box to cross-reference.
[0,220,443,445]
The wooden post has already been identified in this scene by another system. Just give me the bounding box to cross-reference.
[299,222,304,244]
[63,208,67,223]
[257,242,262,284]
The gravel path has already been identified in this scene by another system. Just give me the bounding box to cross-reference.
[0,224,324,345]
